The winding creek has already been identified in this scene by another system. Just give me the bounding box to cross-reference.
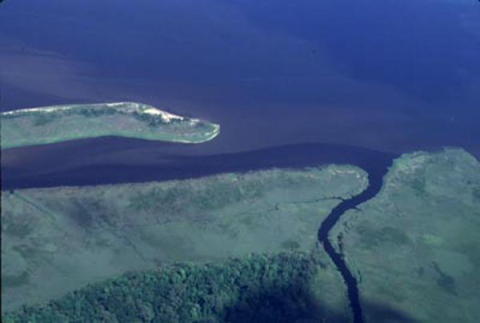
[318,156,393,323]
[3,141,397,322]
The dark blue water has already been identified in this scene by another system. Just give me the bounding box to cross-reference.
[1,0,479,157]
[2,142,396,189]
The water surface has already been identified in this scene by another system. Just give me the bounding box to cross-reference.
[1,0,479,163]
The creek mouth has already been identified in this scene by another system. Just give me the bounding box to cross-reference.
[2,141,397,322]
[318,157,393,323]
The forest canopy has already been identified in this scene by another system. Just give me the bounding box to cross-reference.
[3,252,328,323]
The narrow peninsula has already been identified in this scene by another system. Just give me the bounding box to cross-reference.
[0,102,220,149]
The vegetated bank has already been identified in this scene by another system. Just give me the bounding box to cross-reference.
[330,148,480,323]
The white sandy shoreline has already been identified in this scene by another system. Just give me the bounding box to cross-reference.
[1,102,198,124]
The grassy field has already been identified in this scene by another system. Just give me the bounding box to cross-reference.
[331,149,480,323]
[0,102,220,148]
[2,164,367,320]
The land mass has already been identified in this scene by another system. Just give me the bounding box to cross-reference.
[2,148,479,322]
[2,164,368,321]
[331,148,480,322]
[0,102,220,149]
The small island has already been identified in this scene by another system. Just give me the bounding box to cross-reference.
[0,102,220,149]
